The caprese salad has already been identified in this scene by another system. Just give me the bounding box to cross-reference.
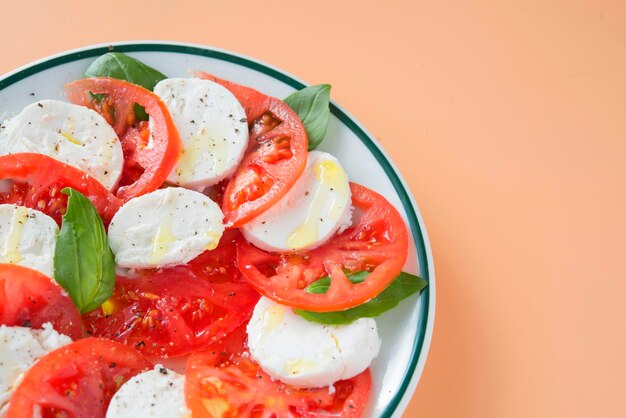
[0,52,427,418]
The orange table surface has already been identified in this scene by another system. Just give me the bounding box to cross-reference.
[1,1,625,417]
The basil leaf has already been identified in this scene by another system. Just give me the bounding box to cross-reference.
[53,188,116,313]
[84,52,166,121]
[284,84,331,150]
[89,92,106,103]
[133,103,149,121]
[294,271,428,325]
[84,52,166,90]
[305,270,368,294]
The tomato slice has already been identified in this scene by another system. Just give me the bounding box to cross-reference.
[0,263,83,340]
[237,183,409,312]
[5,338,150,418]
[64,77,182,201]
[185,326,371,418]
[196,72,308,227]
[117,120,151,187]
[0,153,122,225]
[83,230,260,357]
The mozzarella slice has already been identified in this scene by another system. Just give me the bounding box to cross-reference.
[0,205,58,278]
[108,187,225,268]
[153,78,248,189]
[106,365,189,418]
[246,297,381,388]
[0,100,123,190]
[241,151,352,253]
[0,323,72,416]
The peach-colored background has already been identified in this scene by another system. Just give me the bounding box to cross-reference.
[2,1,625,417]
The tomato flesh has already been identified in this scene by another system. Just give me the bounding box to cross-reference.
[185,326,371,418]
[196,72,308,227]
[0,153,121,225]
[83,230,260,357]
[118,120,151,187]
[5,338,150,418]
[237,182,409,312]
[0,263,83,340]
[65,78,182,201]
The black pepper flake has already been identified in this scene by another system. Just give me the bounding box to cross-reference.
[136,341,146,348]
[109,362,117,368]
[158,367,168,375]
[228,291,236,297]
[239,118,247,123]
[23,319,31,327]
[29,92,35,96]
[37,102,43,108]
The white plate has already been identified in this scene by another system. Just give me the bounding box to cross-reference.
[0,41,435,418]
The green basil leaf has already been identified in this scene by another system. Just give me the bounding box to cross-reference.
[53,188,116,313]
[294,271,428,325]
[304,270,368,294]
[84,52,166,121]
[89,92,106,103]
[84,52,166,90]
[284,84,331,150]
[133,103,149,121]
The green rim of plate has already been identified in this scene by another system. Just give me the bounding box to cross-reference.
[0,43,432,418]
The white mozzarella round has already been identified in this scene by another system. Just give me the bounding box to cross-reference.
[106,365,189,418]
[241,151,352,253]
[0,323,72,415]
[246,297,381,388]
[0,205,58,278]
[0,100,124,190]
[153,78,248,189]
[108,187,225,269]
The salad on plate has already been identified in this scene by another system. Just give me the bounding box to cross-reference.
[0,52,427,418]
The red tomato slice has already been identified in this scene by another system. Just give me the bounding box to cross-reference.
[0,263,83,340]
[0,153,122,225]
[64,78,182,201]
[117,120,151,187]
[237,183,409,312]
[196,72,308,227]
[185,326,371,418]
[5,338,150,418]
[83,230,260,357]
